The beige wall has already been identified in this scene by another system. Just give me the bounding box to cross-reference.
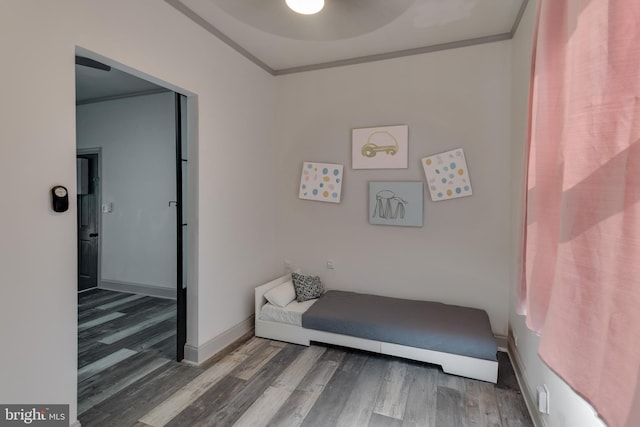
[274,41,513,335]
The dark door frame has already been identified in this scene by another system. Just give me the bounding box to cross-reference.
[174,92,187,362]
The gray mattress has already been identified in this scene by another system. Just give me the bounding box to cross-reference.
[301,290,497,361]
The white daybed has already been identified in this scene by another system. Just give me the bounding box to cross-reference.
[255,273,498,383]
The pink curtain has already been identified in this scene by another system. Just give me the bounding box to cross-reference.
[522,0,640,426]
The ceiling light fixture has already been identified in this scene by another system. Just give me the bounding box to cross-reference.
[286,0,324,15]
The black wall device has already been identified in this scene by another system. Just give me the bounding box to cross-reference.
[51,185,69,212]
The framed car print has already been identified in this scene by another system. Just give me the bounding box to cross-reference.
[352,125,408,169]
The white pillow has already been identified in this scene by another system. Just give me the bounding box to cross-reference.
[264,280,296,307]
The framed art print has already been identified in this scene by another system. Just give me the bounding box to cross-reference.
[352,125,408,169]
[422,148,472,201]
[369,181,423,227]
[299,162,344,203]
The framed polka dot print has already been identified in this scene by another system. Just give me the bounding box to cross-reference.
[299,162,344,203]
[422,148,473,201]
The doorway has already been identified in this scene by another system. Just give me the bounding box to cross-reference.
[75,55,190,419]
[77,150,101,292]
[76,57,188,361]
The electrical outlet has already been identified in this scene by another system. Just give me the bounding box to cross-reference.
[536,385,550,414]
[284,260,292,271]
[326,259,335,269]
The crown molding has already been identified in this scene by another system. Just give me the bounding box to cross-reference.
[165,0,529,76]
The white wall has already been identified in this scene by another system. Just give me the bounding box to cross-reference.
[77,92,177,292]
[0,1,278,424]
[274,41,513,335]
[508,2,607,426]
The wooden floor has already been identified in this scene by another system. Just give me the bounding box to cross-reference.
[78,290,533,427]
[78,289,178,419]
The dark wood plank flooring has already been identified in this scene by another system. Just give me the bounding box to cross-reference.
[78,290,532,427]
[78,289,179,422]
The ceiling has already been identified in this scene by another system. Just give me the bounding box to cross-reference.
[166,0,528,74]
[76,64,167,104]
[76,0,527,100]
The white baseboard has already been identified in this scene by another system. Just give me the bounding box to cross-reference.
[100,280,176,300]
[184,316,254,365]
[508,337,545,427]
[494,334,508,352]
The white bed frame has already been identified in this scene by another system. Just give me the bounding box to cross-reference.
[255,274,498,383]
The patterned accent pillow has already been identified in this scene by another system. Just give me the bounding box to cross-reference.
[292,273,324,302]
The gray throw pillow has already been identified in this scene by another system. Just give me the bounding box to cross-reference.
[292,273,324,302]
